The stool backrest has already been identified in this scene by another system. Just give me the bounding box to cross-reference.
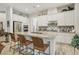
[0,43,5,54]
[18,35,26,44]
[32,36,44,48]
[10,33,16,42]
[0,30,4,37]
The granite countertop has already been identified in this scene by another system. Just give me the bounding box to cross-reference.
[15,31,75,38]
[15,32,57,38]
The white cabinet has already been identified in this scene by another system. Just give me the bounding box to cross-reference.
[57,13,65,26]
[47,15,57,21]
[37,15,48,26]
[58,10,74,26]
[37,10,75,26]
[38,15,58,26]
[64,10,74,25]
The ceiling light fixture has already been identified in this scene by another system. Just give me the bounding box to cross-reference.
[36,5,40,7]
[25,8,28,11]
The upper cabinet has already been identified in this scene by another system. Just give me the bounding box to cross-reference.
[37,10,75,26]
[36,4,75,27]
[37,15,48,26]
[57,10,74,26]
[57,12,65,26]
[64,10,74,25]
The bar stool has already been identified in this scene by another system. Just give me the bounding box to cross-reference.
[0,43,5,54]
[10,33,19,54]
[0,30,4,37]
[10,33,18,42]
[31,36,49,55]
[18,34,33,55]
[0,30,6,43]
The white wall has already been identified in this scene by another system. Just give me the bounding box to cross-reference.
[75,4,79,34]
[11,14,29,32]
[0,13,29,33]
[12,14,29,25]
[0,13,6,32]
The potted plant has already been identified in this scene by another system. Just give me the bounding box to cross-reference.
[71,34,79,54]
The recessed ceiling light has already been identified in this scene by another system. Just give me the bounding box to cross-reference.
[25,8,28,11]
[32,5,40,8]
[36,5,40,7]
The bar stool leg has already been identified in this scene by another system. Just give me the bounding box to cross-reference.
[48,41,50,55]
[47,41,50,55]
[33,46,35,55]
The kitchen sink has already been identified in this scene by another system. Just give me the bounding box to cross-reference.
[31,32,42,34]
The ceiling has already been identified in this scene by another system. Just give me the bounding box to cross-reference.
[0,3,70,15]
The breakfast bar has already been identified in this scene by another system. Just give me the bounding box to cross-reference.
[15,32,57,54]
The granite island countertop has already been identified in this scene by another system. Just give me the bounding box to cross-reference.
[15,32,57,39]
[15,31,75,44]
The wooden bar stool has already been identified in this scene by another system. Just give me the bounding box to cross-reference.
[18,34,33,55]
[31,36,49,55]
[9,33,20,54]
[10,33,18,42]
[0,30,6,43]
[0,30,4,37]
[0,43,5,54]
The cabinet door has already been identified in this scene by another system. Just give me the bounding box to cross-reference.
[64,11,74,25]
[47,15,55,21]
[38,15,48,26]
[37,16,42,26]
[42,15,48,26]
[47,14,59,23]
[57,13,65,26]
[58,11,74,26]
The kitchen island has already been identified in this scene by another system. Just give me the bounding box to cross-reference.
[15,32,57,55]
[15,31,75,55]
